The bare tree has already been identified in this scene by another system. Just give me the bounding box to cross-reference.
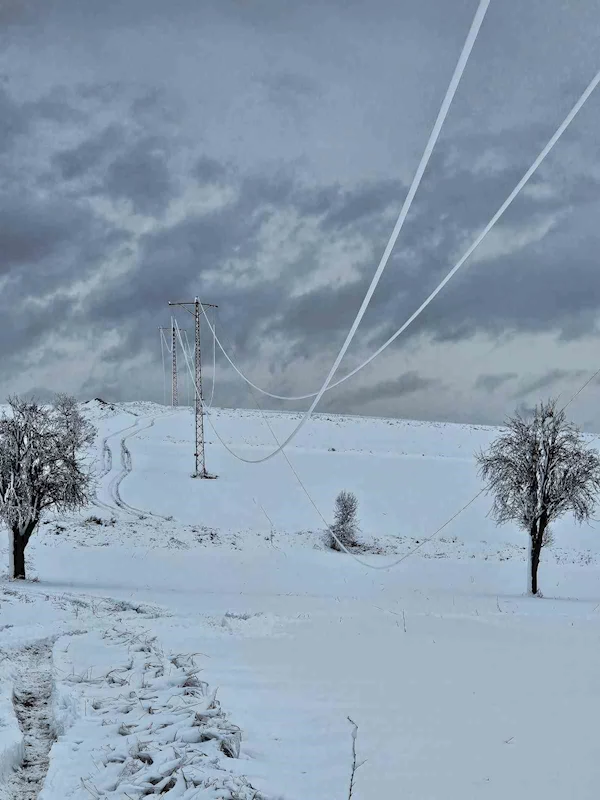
[476,399,600,596]
[329,490,359,551]
[0,395,96,579]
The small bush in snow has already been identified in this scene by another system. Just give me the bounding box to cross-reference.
[476,398,600,596]
[329,490,359,552]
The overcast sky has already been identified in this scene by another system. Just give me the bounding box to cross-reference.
[1,0,600,428]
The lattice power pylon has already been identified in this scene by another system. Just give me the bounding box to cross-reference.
[159,320,182,407]
[168,297,218,478]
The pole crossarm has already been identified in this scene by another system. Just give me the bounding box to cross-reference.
[168,301,218,314]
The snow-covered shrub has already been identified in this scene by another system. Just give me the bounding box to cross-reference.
[328,490,359,552]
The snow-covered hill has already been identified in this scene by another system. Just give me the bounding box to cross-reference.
[38,400,600,565]
[1,401,600,799]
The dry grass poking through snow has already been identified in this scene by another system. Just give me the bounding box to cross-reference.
[47,628,269,799]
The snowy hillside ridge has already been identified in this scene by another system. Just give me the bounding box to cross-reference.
[66,400,600,566]
[1,397,599,567]
[81,398,500,440]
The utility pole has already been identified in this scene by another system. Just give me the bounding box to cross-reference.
[171,317,178,407]
[158,318,188,407]
[168,297,218,478]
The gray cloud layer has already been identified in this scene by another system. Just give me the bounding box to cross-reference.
[1,0,600,428]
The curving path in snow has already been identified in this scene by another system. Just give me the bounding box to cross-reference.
[92,413,142,518]
[92,408,176,522]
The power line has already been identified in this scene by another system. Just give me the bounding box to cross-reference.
[561,366,600,412]
[179,315,600,570]
[176,318,485,568]
[199,66,600,408]
[182,329,194,407]
[207,308,217,409]
[173,72,600,566]
[169,14,600,564]
[200,38,599,460]
[191,0,489,464]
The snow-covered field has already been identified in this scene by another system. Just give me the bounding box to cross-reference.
[1,400,600,798]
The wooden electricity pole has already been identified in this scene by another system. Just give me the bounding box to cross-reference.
[168,298,218,478]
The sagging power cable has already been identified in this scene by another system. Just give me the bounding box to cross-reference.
[176,318,486,568]
[199,66,600,406]
[192,0,491,464]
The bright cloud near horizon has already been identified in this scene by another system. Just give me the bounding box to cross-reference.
[1,0,600,428]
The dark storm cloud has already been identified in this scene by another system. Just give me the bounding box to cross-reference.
[87,201,261,324]
[53,124,126,181]
[0,86,29,153]
[0,200,127,371]
[84,169,296,323]
[262,136,595,349]
[260,71,322,122]
[271,282,370,364]
[475,373,518,393]
[79,170,295,363]
[0,88,129,378]
[0,191,123,279]
[27,88,84,124]
[513,368,588,400]
[80,117,600,392]
[21,387,60,404]
[0,0,32,26]
[193,156,228,185]
[102,137,174,217]
[342,372,442,408]
[319,180,402,231]
[2,0,600,424]
[278,117,600,352]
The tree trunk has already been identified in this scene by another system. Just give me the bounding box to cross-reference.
[10,520,37,580]
[529,525,544,597]
[12,532,26,579]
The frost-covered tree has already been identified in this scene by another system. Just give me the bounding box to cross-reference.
[476,399,600,596]
[329,490,359,551]
[0,395,96,579]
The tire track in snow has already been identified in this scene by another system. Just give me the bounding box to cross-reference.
[0,641,54,800]
[108,412,178,521]
[92,416,143,518]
